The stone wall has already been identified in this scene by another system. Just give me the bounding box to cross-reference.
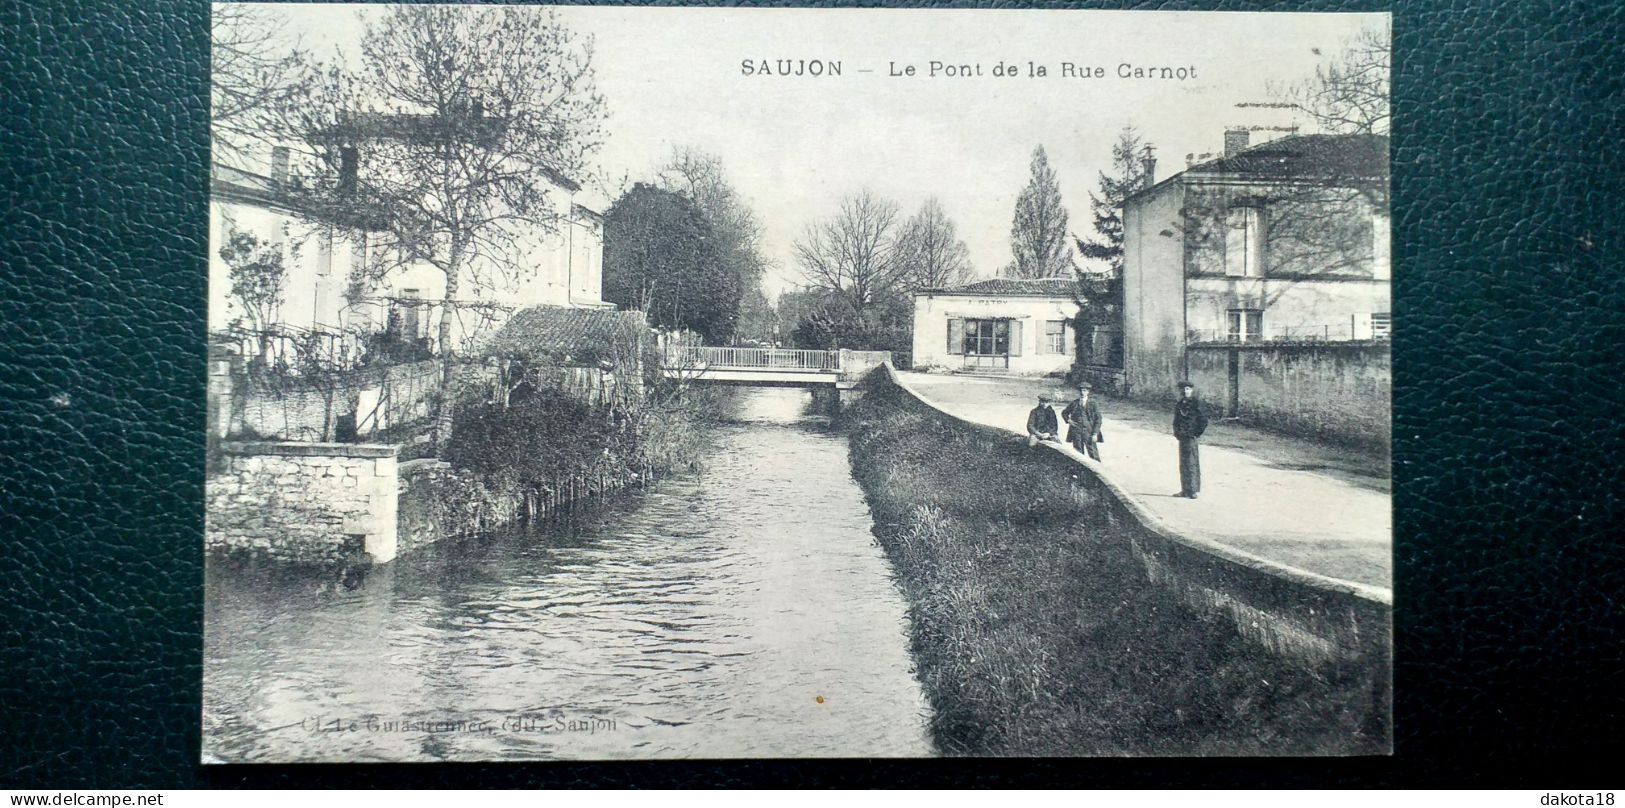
[394,459,521,557]
[206,442,399,565]
[1186,341,1390,449]
[237,380,349,443]
[355,359,444,437]
[213,358,449,442]
[838,349,893,380]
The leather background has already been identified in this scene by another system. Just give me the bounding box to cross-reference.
[3,0,1622,789]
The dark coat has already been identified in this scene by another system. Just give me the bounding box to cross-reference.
[1027,404,1059,437]
[1173,397,1208,440]
[1062,398,1103,441]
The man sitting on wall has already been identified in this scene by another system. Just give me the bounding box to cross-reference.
[1026,394,1060,447]
[1062,383,1105,461]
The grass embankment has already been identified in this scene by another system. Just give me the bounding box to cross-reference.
[843,379,1389,756]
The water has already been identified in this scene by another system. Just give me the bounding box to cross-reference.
[203,388,933,762]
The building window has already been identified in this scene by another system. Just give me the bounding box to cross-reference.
[1224,206,1264,278]
[1227,308,1264,342]
[964,318,1011,356]
[392,289,429,340]
[1371,312,1392,340]
[1044,320,1068,354]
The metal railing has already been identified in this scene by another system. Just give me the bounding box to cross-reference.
[218,325,361,373]
[664,346,842,371]
[1187,323,1389,344]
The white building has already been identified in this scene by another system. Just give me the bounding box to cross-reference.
[911,277,1081,376]
[207,145,608,365]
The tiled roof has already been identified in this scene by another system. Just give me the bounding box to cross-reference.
[482,305,648,364]
[1188,134,1390,181]
[922,277,1079,297]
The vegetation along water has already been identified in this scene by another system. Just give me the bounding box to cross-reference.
[839,376,1390,756]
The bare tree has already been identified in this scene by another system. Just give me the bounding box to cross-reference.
[285,5,607,357]
[1172,138,1389,327]
[1008,145,1075,278]
[793,189,906,316]
[895,197,973,291]
[211,5,309,168]
[1275,26,1390,136]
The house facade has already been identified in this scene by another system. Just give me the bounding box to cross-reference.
[911,277,1081,376]
[1120,133,1391,401]
[208,145,608,367]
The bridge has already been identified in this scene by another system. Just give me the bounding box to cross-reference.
[662,346,890,389]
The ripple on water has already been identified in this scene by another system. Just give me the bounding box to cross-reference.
[204,388,933,762]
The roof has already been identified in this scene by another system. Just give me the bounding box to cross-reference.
[919,277,1079,298]
[481,305,648,365]
[1127,133,1390,204]
[211,164,283,209]
[1191,134,1389,180]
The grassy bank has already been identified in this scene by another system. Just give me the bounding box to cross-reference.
[842,378,1389,756]
[425,384,737,535]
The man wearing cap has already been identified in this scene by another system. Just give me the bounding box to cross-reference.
[1026,394,1060,447]
[1172,380,1208,498]
[1062,383,1105,461]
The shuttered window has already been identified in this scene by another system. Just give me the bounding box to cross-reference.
[1008,319,1023,356]
[1045,320,1068,354]
[946,317,964,355]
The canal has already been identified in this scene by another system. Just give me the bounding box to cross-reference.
[203,387,933,762]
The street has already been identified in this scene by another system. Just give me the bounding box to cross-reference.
[894,371,1392,591]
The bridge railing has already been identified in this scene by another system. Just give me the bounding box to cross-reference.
[664,346,841,371]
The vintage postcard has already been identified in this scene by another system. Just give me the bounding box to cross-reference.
[204,3,1392,761]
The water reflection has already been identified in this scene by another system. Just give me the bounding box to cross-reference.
[204,387,933,761]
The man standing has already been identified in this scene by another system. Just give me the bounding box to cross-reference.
[1026,395,1059,447]
[1062,383,1104,461]
[1173,380,1208,498]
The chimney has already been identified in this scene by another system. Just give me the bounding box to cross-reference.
[1140,145,1157,190]
[1224,128,1251,157]
[338,146,359,195]
[270,146,290,187]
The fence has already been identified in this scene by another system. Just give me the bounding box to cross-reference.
[663,345,842,371]
[219,325,362,374]
[1188,322,1391,345]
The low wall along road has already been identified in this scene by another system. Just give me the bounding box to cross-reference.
[878,364,1390,667]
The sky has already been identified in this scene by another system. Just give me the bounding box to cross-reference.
[248,4,1385,299]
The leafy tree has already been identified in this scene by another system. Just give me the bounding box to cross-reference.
[218,226,292,334]
[603,184,738,343]
[789,290,911,355]
[895,197,973,291]
[734,285,777,344]
[1007,146,1075,279]
[658,147,770,344]
[284,5,607,356]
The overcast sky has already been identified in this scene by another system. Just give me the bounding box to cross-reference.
[251,4,1385,299]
